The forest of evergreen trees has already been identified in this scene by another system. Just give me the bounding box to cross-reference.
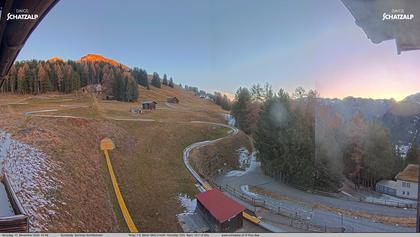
[231,84,411,192]
[0,59,143,101]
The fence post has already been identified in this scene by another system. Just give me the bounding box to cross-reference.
[324,224,326,232]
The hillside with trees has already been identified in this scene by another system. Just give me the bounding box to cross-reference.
[230,84,408,192]
[0,57,141,102]
[0,55,232,110]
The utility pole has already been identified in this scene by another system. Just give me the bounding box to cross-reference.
[416,128,420,233]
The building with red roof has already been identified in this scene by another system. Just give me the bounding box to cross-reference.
[196,189,245,232]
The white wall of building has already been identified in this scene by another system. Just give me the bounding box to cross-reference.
[395,180,418,200]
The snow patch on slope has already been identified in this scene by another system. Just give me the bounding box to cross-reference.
[176,193,196,216]
[0,130,63,232]
[226,148,259,177]
[240,185,261,198]
[223,113,236,127]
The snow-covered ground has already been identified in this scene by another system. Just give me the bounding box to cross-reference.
[0,129,63,231]
[176,193,210,232]
[176,193,196,216]
[395,144,410,158]
[240,185,261,199]
[238,147,250,169]
[225,148,260,177]
[223,113,236,127]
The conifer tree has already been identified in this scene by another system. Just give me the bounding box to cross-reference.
[151,72,161,88]
[406,135,419,164]
[169,77,174,88]
[162,74,168,86]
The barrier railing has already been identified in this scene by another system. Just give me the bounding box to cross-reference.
[208,180,344,232]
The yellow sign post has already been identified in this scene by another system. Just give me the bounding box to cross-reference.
[100,138,139,233]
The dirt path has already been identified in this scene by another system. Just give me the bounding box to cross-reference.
[182,121,238,191]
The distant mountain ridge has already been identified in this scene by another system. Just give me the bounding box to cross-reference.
[319,93,420,145]
[383,93,420,145]
[319,97,395,121]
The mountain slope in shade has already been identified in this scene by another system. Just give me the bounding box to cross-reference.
[319,97,396,121]
[79,54,128,70]
[383,93,420,145]
[319,93,420,145]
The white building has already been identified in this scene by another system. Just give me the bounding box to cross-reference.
[376,164,418,200]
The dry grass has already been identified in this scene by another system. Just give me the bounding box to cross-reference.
[0,114,121,232]
[0,86,233,232]
[189,131,252,178]
[0,92,93,115]
[27,86,228,124]
[97,85,226,123]
[110,121,230,232]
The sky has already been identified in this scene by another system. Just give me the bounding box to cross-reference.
[17,0,420,101]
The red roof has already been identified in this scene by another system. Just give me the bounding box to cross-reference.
[196,189,245,223]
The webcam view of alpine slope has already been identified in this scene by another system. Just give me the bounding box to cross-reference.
[0,0,419,233]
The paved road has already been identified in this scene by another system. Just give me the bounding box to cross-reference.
[214,163,416,232]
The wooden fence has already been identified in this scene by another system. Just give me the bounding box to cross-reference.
[208,180,344,232]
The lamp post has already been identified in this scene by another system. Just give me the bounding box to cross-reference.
[416,129,420,233]
[338,212,344,232]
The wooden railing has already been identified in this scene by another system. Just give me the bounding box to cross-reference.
[0,173,28,232]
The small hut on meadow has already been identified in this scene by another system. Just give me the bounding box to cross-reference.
[142,101,157,110]
[167,97,179,104]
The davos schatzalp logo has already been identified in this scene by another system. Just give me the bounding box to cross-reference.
[382,9,414,21]
[6,9,38,21]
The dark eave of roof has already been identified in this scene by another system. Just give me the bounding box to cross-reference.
[0,0,59,88]
[341,0,420,54]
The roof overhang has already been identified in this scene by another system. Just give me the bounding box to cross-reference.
[341,0,420,54]
[0,0,59,88]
